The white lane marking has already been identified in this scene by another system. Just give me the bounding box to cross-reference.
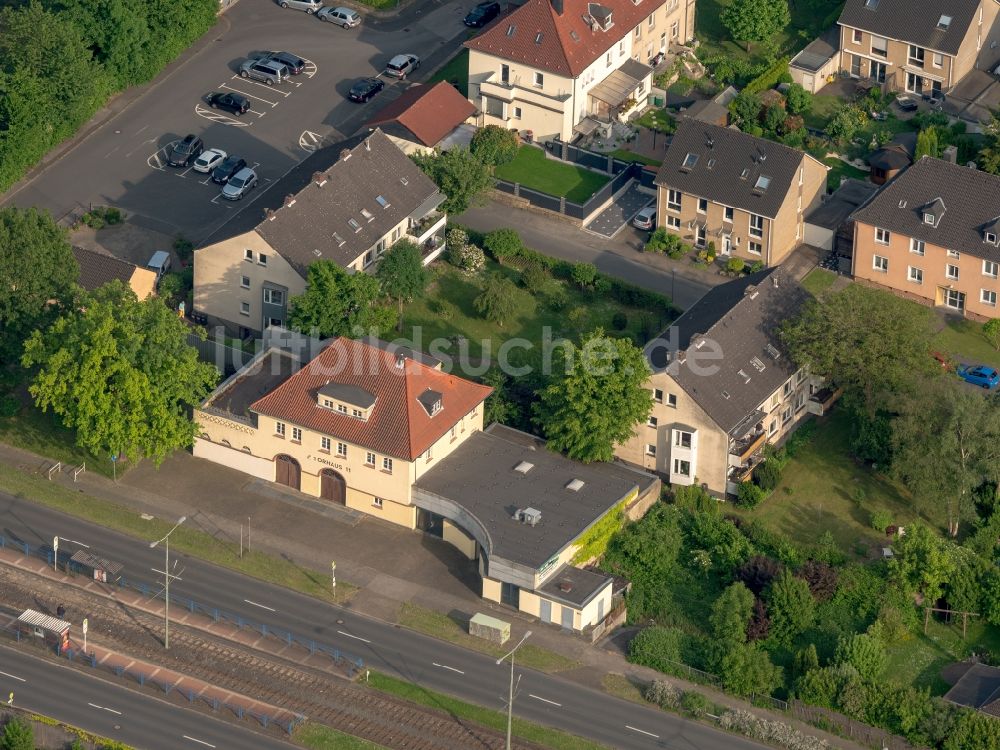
[228,75,291,97]
[302,59,318,78]
[529,694,561,707]
[0,670,26,682]
[59,537,90,548]
[219,82,280,107]
[193,105,251,128]
[337,630,371,644]
[88,702,123,715]
[432,663,465,675]
[299,130,323,152]
[243,599,276,612]
[183,736,216,748]
[625,725,659,739]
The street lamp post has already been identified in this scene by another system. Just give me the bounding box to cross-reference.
[496,630,532,750]
[149,516,186,649]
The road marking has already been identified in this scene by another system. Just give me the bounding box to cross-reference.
[220,82,280,107]
[302,59,319,78]
[230,75,292,97]
[299,130,323,152]
[625,725,659,739]
[0,671,26,683]
[182,736,216,748]
[193,105,251,127]
[337,630,371,644]
[432,663,465,675]
[528,694,561,707]
[243,599,275,612]
[146,142,177,171]
[88,702,122,715]
[58,537,90,548]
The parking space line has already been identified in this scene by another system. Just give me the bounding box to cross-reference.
[194,105,251,127]
[302,59,318,79]
[228,76,291,97]
[248,109,267,118]
[219,83,280,107]
[146,141,177,172]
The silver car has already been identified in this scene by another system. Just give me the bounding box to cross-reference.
[239,59,287,86]
[317,6,361,27]
[385,53,420,78]
[278,0,323,12]
[221,167,258,200]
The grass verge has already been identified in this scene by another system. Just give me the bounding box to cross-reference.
[495,146,610,203]
[932,316,1000,369]
[0,463,357,604]
[427,48,469,98]
[295,722,387,749]
[608,149,662,166]
[884,618,1000,695]
[602,673,647,702]
[802,94,843,132]
[396,603,579,673]
[822,157,868,192]
[0,400,114,479]
[367,671,610,750]
[800,268,837,298]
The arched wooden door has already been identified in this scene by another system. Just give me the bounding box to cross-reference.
[320,469,346,505]
[274,454,301,490]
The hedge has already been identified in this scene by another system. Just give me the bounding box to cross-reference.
[743,58,791,97]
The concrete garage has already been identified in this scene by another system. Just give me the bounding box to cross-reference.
[413,424,659,634]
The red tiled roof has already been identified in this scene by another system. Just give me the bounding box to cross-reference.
[250,338,493,461]
[365,82,476,147]
[466,0,666,77]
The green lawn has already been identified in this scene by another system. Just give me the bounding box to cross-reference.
[609,149,662,167]
[932,316,1000,369]
[396,603,579,673]
[696,0,844,60]
[367,672,611,750]
[402,260,667,360]
[295,723,387,750]
[800,268,837,298]
[633,108,676,134]
[495,146,610,203]
[730,409,942,555]
[885,618,1000,695]
[427,48,469,99]
[803,94,842,132]
[822,157,868,192]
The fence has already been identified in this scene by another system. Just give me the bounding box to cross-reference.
[789,700,923,750]
[496,160,644,222]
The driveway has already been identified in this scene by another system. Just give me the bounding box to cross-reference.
[583,182,653,238]
[1,0,473,243]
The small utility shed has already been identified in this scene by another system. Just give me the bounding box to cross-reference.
[790,28,839,93]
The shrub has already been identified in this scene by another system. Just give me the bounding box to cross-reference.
[754,459,781,491]
[0,718,33,750]
[749,260,764,273]
[173,234,194,262]
[718,709,830,750]
[726,257,746,274]
[0,395,20,418]
[645,678,681,709]
[738,481,767,508]
[571,262,599,289]
[983,318,1000,351]
[520,263,549,292]
[446,226,469,250]
[568,306,588,327]
[469,124,518,167]
[785,83,812,116]
[629,626,686,672]
[679,690,709,717]
[870,509,892,533]
[743,58,790,96]
[450,243,486,273]
[835,633,887,681]
[611,311,628,330]
[737,555,784,595]
[545,286,569,311]
[796,560,838,601]
[483,228,523,264]
[644,227,670,253]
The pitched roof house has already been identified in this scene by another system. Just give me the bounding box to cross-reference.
[193,130,447,337]
[850,156,1000,320]
[466,0,695,141]
[836,0,999,95]
[72,246,158,300]
[653,119,828,266]
[365,82,477,153]
[614,268,828,496]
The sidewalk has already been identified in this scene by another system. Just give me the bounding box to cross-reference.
[0,441,867,750]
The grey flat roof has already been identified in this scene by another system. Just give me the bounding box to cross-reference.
[203,350,298,421]
[413,425,655,569]
[790,27,837,72]
[806,179,880,230]
[537,565,612,608]
[319,382,377,409]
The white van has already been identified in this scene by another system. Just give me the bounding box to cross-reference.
[146,251,172,283]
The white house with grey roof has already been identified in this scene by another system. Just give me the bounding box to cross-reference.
[614,268,835,497]
[193,129,446,338]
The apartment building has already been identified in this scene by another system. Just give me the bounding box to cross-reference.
[851,156,1000,320]
[653,118,828,266]
[615,269,829,497]
[193,130,445,338]
[837,0,1000,94]
[466,0,695,141]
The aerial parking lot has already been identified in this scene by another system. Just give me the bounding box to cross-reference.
[3,0,473,242]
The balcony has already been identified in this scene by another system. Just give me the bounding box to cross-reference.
[480,75,572,110]
[728,430,766,467]
[406,212,447,265]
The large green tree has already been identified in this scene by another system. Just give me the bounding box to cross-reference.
[978,110,1000,175]
[719,643,783,696]
[470,125,519,168]
[834,633,886,681]
[21,281,218,464]
[375,239,427,331]
[720,0,790,53]
[534,329,652,462]
[765,569,815,645]
[473,273,518,326]
[0,206,79,360]
[892,378,1000,536]
[288,260,396,338]
[710,582,755,644]
[889,523,955,604]
[411,147,493,215]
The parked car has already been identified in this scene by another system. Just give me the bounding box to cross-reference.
[385,53,419,78]
[895,95,918,112]
[463,1,500,27]
[239,59,288,86]
[317,6,360,26]
[278,0,323,12]
[957,364,1000,389]
[207,92,250,115]
[632,205,657,230]
[212,155,247,185]
[349,77,384,102]
[146,251,172,283]
[167,134,204,167]
[221,167,258,200]
[193,148,227,173]
[259,51,306,75]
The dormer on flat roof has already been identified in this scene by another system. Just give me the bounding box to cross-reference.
[318,383,378,420]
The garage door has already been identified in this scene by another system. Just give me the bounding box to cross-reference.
[275,455,301,490]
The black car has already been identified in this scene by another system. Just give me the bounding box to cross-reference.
[349,77,384,102]
[464,1,500,27]
[167,134,204,167]
[212,155,247,184]
[262,51,306,75]
[207,92,250,115]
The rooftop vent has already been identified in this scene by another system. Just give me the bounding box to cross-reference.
[558,580,574,593]
[565,478,585,492]
[395,353,405,369]
[707,158,716,170]
[535,32,543,43]
[332,231,346,247]
[400,176,409,186]
[313,171,329,186]
[721,390,731,399]
[265,208,276,221]
[740,168,750,180]
[514,460,535,474]
[569,29,580,41]
[765,343,781,360]
[313,249,322,257]
[771,275,779,288]
[284,194,296,207]
[361,208,374,222]
[751,356,766,372]
[348,218,362,233]
[515,507,543,526]
[340,149,352,160]
[506,23,516,36]
[898,199,907,208]
[738,369,751,384]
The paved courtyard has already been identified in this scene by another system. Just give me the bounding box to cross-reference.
[584,182,654,238]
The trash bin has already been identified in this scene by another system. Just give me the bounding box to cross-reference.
[524,130,534,144]
[653,96,664,107]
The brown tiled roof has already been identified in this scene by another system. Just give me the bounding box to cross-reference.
[466,0,667,77]
[72,246,139,291]
[365,82,476,147]
[250,338,493,461]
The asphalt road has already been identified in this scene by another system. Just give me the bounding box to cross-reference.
[0,493,765,750]
[1,0,472,242]
[0,645,295,750]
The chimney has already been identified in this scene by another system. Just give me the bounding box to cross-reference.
[284,194,296,208]
[941,145,958,164]
[265,208,276,221]
[312,171,328,187]
[340,148,352,161]
[772,274,779,288]
[551,0,563,14]
[395,353,405,369]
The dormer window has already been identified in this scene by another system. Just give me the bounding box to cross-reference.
[318,383,377,421]
[986,232,998,245]
[924,213,935,225]
[418,388,443,417]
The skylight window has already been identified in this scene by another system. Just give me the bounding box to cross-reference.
[535,32,543,43]
[738,369,751,383]
[361,208,374,222]
[740,168,750,180]
[332,232,346,247]
[348,218,362,233]
[864,0,879,9]
[682,152,699,169]
[376,195,390,209]
[754,175,771,191]
[751,356,766,372]
[506,23,516,36]
[937,14,951,29]
[569,29,580,41]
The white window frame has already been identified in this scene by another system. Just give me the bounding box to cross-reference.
[666,215,681,229]
[910,238,924,255]
[723,205,734,222]
[666,189,682,212]
[674,430,692,448]
[873,255,889,273]
[947,249,960,259]
[932,52,943,68]
[667,393,678,407]
[337,441,347,457]
[258,253,268,266]
[749,214,764,238]
[240,301,250,316]
[365,451,376,467]
[875,227,890,245]
[533,71,543,88]
[263,288,283,305]
[870,35,888,57]
[275,421,286,437]
[852,28,862,44]
[653,388,663,402]
[907,266,923,284]
[372,497,384,509]
[320,436,331,452]
[382,456,393,473]
[673,458,691,476]
[946,263,960,280]
[240,276,250,289]
[982,289,998,306]
[748,241,762,255]
[513,106,522,119]
[647,416,658,427]
[645,444,656,457]
[244,248,254,262]
[697,197,708,214]
[984,259,999,278]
